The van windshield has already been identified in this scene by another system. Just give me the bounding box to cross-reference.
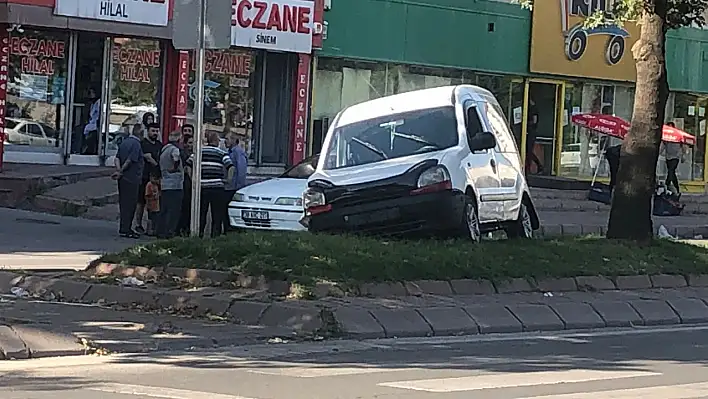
[323,106,458,170]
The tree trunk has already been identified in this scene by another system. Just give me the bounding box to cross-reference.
[606,4,669,241]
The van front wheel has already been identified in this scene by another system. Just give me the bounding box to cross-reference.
[463,197,481,243]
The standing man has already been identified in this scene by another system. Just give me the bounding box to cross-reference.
[176,125,194,236]
[157,130,184,239]
[134,123,163,234]
[662,122,684,195]
[112,124,144,238]
[525,98,544,174]
[223,133,248,233]
[186,131,234,237]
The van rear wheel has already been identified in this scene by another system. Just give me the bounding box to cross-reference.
[505,202,534,239]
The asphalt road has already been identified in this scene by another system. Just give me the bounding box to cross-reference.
[3,326,708,399]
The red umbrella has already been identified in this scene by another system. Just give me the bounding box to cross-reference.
[571,113,696,146]
[570,113,630,139]
[662,124,696,146]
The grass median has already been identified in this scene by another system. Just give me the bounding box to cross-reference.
[97,231,708,286]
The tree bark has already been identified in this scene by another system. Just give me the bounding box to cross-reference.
[606,4,669,241]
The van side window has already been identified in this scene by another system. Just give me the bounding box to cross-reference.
[465,106,484,144]
[485,104,515,153]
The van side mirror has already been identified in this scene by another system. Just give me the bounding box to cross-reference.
[469,131,496,151]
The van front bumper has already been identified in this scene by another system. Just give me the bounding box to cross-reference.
[305,189,466,236]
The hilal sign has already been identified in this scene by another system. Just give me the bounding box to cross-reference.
[55,0,169,27]
[231,0,314,53]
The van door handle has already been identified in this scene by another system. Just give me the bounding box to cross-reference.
[490,158,497,172]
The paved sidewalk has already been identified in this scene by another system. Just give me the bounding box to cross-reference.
[0,296,291,360]
[0,208,143,271]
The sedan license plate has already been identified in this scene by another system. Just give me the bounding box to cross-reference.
[242,210,270,220]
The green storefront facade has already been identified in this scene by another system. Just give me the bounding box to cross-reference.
[310,0,708,191]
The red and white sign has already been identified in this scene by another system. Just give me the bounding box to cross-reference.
[55,0,169,27]
[173,51,189,129]
[290,53,310,164]
[0,32,8,171]
[231,0,314,53]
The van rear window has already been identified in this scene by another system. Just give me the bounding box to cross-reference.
[323,106,458,170]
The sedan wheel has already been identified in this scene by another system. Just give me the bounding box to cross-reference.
[465,202,481,243]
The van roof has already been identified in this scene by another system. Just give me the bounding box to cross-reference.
[336,85,494,127]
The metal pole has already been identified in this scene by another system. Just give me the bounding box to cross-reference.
[189,0,207,237]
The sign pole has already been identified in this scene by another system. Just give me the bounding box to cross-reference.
[189,0,207,237]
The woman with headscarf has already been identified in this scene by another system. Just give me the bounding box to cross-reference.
[142,112,155,130]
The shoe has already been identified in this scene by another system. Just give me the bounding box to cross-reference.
[135,225,146,234]
[119,232,140,239]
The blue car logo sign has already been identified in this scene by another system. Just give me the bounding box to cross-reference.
[560,0,630,65]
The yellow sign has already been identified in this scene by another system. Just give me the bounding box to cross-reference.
[529,0,639,82]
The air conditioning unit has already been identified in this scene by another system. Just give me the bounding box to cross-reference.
[324,0,331,10]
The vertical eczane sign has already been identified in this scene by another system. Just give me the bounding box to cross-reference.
[231,0,314,53]
[173,51,190,129]
[290,53,311,164]
[55,0,170,26]
[0,32,9,171]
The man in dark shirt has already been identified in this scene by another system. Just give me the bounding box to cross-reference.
[186,131,234,237]
[113,124,145,238]
[134,123,163,234]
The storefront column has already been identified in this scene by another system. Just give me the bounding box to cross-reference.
[0,28,8,172]
[290,53,312,164]
[161,45,188,142]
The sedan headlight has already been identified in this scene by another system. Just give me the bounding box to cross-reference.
[232,192,245,202]
[275,197,303,207]
[417,165,450,188]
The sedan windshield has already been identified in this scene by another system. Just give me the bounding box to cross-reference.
[323,106,458,170]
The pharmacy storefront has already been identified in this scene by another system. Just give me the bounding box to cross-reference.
[0,0,172,166]
[0,0,321,169]
[525,0,708,191]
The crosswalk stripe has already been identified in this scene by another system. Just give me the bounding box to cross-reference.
[516,382,708,399]
[377,370,661,393]
[86,383,257,399]
[248,367,389,378]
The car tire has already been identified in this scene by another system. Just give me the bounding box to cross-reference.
[505,202,534,239]
[463,196,481,243]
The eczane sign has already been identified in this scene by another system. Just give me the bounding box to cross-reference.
[55,0,169,27]
[231,0,314,53]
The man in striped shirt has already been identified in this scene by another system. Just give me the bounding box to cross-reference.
[186,131,234,237]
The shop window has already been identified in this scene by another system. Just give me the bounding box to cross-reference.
[187,48,256,159]
[395,64,469,95]
[6,30,69,153]
[106,38,163,155]
[663,92,704,181]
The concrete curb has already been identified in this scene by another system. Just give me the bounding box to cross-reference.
[6,269,708,346]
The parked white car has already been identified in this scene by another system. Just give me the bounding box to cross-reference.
[5,118,58,147]
[228,155,318,231]
[301,85,540,241]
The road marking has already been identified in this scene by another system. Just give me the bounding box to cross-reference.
[87,383,257,399]
[516,382,708,399]
[248,366,397,378]
[377,369,661,393]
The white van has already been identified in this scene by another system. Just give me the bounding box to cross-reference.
[301,85,540,241]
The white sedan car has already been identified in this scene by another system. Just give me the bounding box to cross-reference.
[228,155,318,231]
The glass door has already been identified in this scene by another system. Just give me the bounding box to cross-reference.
[526,81,562,175]
[66,32,108,166]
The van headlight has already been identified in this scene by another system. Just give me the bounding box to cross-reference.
[275,197,303,207]
[303,188,326,209]
[417,165,450,187]
[232,193,245,202]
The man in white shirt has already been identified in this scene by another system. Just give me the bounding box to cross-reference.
[662,122,684,194]
[83,87,101,155]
